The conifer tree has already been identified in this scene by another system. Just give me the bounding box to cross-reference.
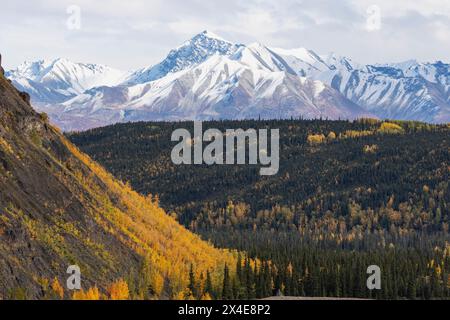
[188,264,199,299]
[204,270,214,298]
[222,264,233,300]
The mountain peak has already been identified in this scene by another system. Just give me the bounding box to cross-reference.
[124,30,241,85]
[196,30,228,42]
[7,57,125,103]
[181,30,234,49]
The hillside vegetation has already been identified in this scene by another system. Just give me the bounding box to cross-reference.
[0,70,238,299]
[69,118,450,299]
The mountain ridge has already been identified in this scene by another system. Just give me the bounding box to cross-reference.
[7,31,450,130]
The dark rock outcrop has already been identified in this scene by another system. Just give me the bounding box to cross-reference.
[1,54,30,105]
[0,53,4,76]
[18,91,30,105]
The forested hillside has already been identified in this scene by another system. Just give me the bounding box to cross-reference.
[69,118,450,299]
[0,64,238,300]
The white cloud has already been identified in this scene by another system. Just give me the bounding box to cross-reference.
[0,0,448,69]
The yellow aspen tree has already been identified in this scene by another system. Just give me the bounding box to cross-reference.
[72,286,100,300]
[50,277,64,299]
[108,279,130,300]
[86,287,101,300]
[200,293,212,300]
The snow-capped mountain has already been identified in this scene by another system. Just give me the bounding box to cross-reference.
[61,52,370,128]
[6,58,125,104]
[327,62,450,123]
[50,37,372,130]
[7,31,450,131]
[123,30,243,85]
[270,49,450,123]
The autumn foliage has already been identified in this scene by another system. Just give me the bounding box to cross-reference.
[379,122,404,133]
[307,133,326,144]
[50,278,64,299]
[72,287,101,300]
[60,139,238,299]
[107,279,129,300]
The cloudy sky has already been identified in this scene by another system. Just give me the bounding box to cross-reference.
[1,0,449,70]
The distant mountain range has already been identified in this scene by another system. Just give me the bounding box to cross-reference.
[6,30,450,131]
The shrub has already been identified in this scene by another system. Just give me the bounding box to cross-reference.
[379,122,404,134]
[307,134,326,144]
[108,279,129,300]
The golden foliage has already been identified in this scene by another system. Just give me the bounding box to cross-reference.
[304,120,423,145]
[58,138,239,299]
[307,134,326,144]
[174,291,187,300]
[50,278,64,299]
[327,131,336,140]
[108,279,129,300]
[200,293,212,300]
[0,136,13,154]
[379,122,404,133]
[72,286,101,300]
[340,130,374,139]
[182,288,195,300]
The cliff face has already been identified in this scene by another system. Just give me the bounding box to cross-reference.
[0,55,236,299]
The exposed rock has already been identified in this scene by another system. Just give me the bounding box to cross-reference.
[0,53,4,76]
[18,91,30,105]
[0,54,28,106]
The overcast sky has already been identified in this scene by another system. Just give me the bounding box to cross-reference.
[1,0,449,70]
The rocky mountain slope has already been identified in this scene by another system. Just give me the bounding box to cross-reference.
[0,54,237,299]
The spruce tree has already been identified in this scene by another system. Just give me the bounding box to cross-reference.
[205,270,214,298]
[188,264,198,299]
[222,264,233,300]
